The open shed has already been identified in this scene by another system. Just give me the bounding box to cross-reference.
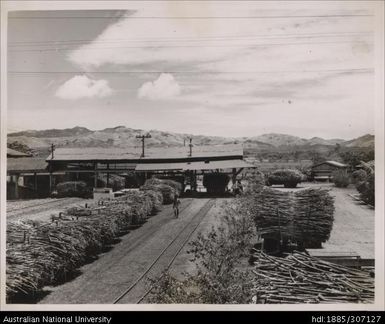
[311,160,348,181]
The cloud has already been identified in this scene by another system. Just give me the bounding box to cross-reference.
[55,75,112,100]
[138,73,181,100]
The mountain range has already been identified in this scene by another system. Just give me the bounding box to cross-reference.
[7,126,374,153]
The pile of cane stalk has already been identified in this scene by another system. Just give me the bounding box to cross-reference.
[6,190,163,302]
[251,250,374,304]
[253,188,334,246]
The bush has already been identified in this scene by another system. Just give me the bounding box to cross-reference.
[55,181,90,198]
[149,200,256,303]
[203,173,230,194]
[352,169,368,184]
[267,169,303,188]
[356,173,375,206]
[332,170,350,188]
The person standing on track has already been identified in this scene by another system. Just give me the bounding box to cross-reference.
[173,194,181,218]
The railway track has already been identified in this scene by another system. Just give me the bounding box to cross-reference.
[7,198,85,219]
[113,199,216,304]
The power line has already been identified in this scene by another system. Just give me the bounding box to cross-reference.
[7,40,371,52]
[8,68,373,75]
[8,31,371,46]
[8,14,373,19]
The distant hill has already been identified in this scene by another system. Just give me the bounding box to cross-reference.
[342,134,375,148]
[7,126,374,155]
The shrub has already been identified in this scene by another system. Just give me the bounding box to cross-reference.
[352,169,368,184]
[332,170,350,188]
[55,181,90,198]
[149,200,256,304]
[267,169,303,188]
[356,173,375,206]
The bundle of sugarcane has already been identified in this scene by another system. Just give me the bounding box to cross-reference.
[293,189,334,245]
[251,250,374,304]
[252,188,334,245]
[253,188,293,234]
[6,219,107,300]
[65,206,92,217]
[140,183,175,204]
[116,191,154,224]
[140,189,163,214]
[144,178,182,195]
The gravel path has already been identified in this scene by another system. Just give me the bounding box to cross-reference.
[39,198,215,304]
[322,185,374,259]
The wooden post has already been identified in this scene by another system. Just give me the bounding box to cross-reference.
[94,163,98,188]
[14,175,19,199]
[232,168,237,185]
[107,163,110,187]
[136,133,152,157]
[49,165,53,195]
[34,172,38,198]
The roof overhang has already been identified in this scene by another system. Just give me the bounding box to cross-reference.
[135,159,254,172]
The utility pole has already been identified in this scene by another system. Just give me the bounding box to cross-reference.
[50,143,56,159]
[49,143,56,194]
[188,137,193,157]
[136,133,152,157]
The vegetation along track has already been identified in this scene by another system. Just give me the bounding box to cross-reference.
[113,199,216,304]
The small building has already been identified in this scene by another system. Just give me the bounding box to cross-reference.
[311,160,348,181]
[7,157,65,199]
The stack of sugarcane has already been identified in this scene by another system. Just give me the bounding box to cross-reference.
[294,189,334,245]
[251,251,374,304]
[139,189,163,214]
[252,187,334,246]
[6,219,109,300]
[141,178,179,204]
[6,190,165,302]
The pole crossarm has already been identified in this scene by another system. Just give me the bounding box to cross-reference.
[136,133,152,157]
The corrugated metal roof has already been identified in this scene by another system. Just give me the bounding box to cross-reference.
[7,148,32,157]
[47,144,243,161]
[7,158,48,172]
[135,163,186,171]
[325,160,348,168]
[312,160,348,168]
[135,159,253,171]
[183,159,252,170]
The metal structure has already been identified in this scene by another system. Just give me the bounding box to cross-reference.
[136,133,152,158]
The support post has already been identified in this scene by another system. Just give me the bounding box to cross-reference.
[14,175,19,199]
[232,168,237,185]
[107,163,110,187]
[94,163,98,188]
[49,164,53,195]
[34,172,38,198]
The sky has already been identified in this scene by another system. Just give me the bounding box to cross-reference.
[6,1,377,139]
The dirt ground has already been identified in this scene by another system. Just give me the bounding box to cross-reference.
[7,197,90,223]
